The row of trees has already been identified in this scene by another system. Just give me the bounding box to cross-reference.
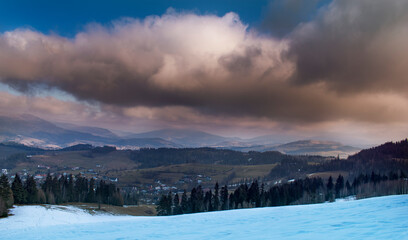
[40,173,123,206]
[269,140,408,180]
[0,173,125,217]
[156,183,228,215]
[130,148,326,168]
[157,171,408,216]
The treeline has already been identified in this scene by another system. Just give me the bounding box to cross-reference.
[351,139,408,161]
[0,173,125,217]
[156,171,408,216]
[269,140,408,180]
[130,148,328,168]
[0,142,44,169]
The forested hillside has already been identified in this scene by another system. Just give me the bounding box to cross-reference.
[130,147,329,168]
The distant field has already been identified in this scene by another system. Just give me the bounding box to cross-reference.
[307,171,350,179]
[29,150,138,170]
[62,203,156,216]
[4,145,361,188]
[106,163,277,186]
[5,149,277,186]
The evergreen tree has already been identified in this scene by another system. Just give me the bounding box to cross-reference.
[220,185,229,210]
[335,175,344,198]
[42,173,54,204]
[196,185,204,212]
[66,174,74,202]
[37,189,46,204]
[248,180,260,207]
[260,183,266,207]
[181,189,189,214]
[11,174,26,204]
[111,188,124,206]
[228,192,235,209]
[167,191,173,215]
[59,175,67,203]
[0,197,7,217]
[213,182,220,211]
[86,178,96,203]
[204,190,213,211]
[190,187,198,213]
[52,176,62,204]
[156,194,171,216]
[42,173,53,193]
[345,180,352,195]
[326,176,334,202]
[25,175,38,203]
[173,193,182,215]
[75,175,88,202]
[327,176,334,190]
[0,174,13,208]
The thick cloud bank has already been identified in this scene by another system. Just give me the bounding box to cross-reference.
[288,0,408,94]
[1,1,408,124]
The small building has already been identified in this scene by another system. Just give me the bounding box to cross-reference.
[34,175,44,180]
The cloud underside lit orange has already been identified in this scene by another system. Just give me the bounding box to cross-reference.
[0,0,408,142]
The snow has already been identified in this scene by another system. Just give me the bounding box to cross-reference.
[1,195,407,240]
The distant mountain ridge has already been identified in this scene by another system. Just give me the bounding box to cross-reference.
[271,140,360,157]
[126,128,233,147]
[349,139,408,161]
[54,122,118,139]
[0,114,181,149]
[217,140,360,157]
[0,114,360,156]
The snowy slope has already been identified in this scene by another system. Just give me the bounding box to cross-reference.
[1,195,407,240]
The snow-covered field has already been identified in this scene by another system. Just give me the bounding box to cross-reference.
[1,195,407,240]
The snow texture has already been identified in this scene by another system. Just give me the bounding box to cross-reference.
[1,195,407,240]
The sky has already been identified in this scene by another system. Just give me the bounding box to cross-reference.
[0,0,408,146]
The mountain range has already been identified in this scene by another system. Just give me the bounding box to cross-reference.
[0,114,360,156]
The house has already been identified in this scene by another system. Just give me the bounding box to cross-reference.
[34,174,44,180]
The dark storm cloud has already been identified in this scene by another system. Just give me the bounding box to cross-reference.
[286,0,408,94]
[1,5,408,125]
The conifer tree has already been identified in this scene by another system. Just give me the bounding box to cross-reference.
[66,174,74,202]
[196,185,204,212]
[42,173,54,204]
[220,185,229,210]
[181,189,189,214]
[25,175,38,203]
[190,187,198,213]
[260,183,266,207]
[173,193,182,215]
[335,175,344,198]
[156,194,170,216]
[204,190,213,211]
[345,180,352,194]
[42,173,52,193]
[86,178,96,203]
[52,176,62,204]
[167,191,173,215]
[0,174,13,208]
[326,176,334,202]
[11,174,26,204]
[0,197,7,217]
[228,192,235,209]
[213,182,220,211]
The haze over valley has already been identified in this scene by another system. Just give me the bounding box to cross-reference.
[0,114,360,157]
[1,0,408,239]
